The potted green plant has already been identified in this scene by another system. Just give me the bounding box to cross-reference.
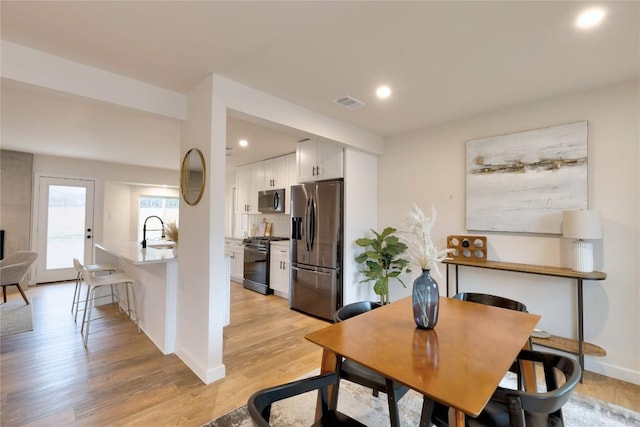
[355,227,411,304]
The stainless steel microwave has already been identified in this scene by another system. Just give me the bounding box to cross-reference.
[258,188,285,213]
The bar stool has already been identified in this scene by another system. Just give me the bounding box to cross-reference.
[72,258,117,321]
[80,266,140,347]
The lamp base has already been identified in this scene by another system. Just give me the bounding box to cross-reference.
[571,239,594,273]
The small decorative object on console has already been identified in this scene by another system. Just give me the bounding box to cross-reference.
[447,235,487,261]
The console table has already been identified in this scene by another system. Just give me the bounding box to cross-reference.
[443,259,606,378]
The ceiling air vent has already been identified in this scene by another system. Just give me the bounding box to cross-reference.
[333,95,365,110]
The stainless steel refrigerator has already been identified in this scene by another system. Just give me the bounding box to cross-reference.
[289,179,343,321]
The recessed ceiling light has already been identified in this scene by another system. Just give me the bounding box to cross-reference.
[576,7,606,29]
[376,85,392,99]
[239,139,248,147]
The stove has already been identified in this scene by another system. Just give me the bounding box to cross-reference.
[242,236,289,294]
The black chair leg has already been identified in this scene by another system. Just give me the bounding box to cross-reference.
[385,378,401,427]
[420,396,435,427]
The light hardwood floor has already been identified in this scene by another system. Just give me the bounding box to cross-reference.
[1,281,638,426]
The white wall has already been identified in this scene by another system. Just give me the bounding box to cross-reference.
[174,75,227,384]
[378,80,640,384]
[103,181,131,245]
[344,147,379,304]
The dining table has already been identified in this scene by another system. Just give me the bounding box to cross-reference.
[305,296,541,427]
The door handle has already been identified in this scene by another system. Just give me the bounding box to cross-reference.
[290,266,332,276]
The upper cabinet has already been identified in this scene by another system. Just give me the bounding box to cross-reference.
[263,155,289,190]
[296,139,344,183]
[236,153,296,215]
[236,162,264,214]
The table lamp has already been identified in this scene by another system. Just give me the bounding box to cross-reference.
[562,210,602,273]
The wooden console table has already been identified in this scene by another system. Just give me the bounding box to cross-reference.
[443,259,607,378]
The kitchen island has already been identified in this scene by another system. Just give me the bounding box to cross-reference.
[95,242,178,354]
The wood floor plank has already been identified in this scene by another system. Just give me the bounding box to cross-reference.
[1,280,638,426]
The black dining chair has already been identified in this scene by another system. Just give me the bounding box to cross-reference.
[247,372,366,427]
[453,292,532,389]
[430,349,581,427]
[453,292,528,312]
[333,301,410,427]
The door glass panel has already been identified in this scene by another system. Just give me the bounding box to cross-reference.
[46,185,87,269]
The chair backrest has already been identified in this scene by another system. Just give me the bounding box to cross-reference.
[73,258,83,273]
[247,373,364,427]
[453,292,527,312]
[334,301,382,322]
[430,349,581,427]
[0,251,38,285]
[491,349,581,426]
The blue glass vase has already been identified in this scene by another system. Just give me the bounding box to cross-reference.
[412,269,440,329]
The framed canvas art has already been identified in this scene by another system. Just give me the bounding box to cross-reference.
[466,121,588,234]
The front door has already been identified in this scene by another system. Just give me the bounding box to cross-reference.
[35,176,95,283]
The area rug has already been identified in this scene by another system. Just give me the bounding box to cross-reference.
[204,372,640,427]
[0,300,33,337]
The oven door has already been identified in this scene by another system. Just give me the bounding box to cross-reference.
[243,244,272,294]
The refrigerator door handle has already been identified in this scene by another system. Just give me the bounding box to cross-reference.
[308,198,316,251]
[291,265,332,276]
[305,198,313,252]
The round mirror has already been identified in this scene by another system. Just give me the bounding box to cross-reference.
[180,148,206,205]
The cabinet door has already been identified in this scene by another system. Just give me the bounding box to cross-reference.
[235,166,250,214]
[318,143,344,180]
[272,156,289,189]
[296,140,344,182]
[285,153,297,214]
[280,257,290,297]
[269,245,290,297]
[233,246,244,280]
[248,162,264,214]
[296,140,317,183]
[262,158,275,189]
[269,255,284,294]
[264,155,293,190]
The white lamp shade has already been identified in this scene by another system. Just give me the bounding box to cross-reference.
[562,210,603,239]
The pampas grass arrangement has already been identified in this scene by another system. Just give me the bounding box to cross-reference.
[164,222,178,243]
[403,205,452,279]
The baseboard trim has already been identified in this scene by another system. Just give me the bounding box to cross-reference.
[533,343,639,385]
[175,345,226,385]
[586,359,640,386]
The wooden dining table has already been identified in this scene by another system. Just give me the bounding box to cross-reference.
[305,296,541,427]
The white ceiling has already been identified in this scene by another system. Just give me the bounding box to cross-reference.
[1,1,638,170]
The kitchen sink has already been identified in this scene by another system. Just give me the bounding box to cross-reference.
[147,242,175,249]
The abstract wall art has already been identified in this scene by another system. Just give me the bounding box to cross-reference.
[466,121,588,234]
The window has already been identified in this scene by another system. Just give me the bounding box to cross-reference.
[138,196,179,242]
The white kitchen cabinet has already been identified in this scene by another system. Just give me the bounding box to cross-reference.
[296,139,344,183]
[269,241,290,298]
[224,239,244,281]
[284,153,296,214]
[235,162,263,214]
[262,155,289,190]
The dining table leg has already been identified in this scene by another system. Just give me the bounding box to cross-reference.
[316,348,339,420]
[449,408,465,427]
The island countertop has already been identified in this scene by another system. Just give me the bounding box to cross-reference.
[95,242,176,265]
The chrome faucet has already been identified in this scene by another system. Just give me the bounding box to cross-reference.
[141,215,165,248]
